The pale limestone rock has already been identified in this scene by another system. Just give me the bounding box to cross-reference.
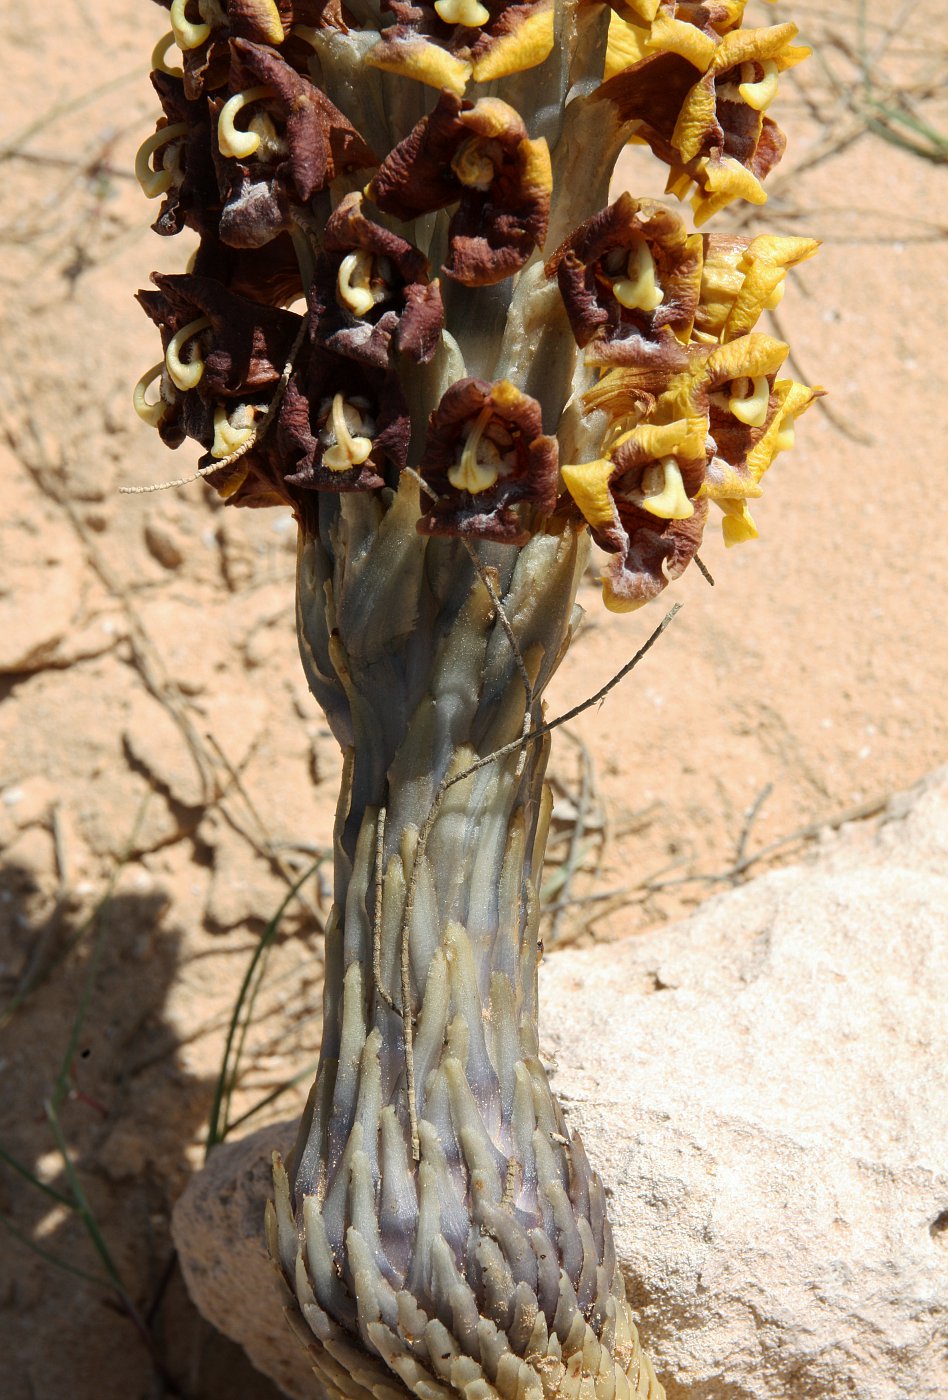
[541,766,948,1400]
[173,770,948,1399]
[173,1123,317,1400]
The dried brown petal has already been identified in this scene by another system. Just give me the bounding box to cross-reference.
[418,378,558,542]
[546,194,701,366]
[367,93,551,286]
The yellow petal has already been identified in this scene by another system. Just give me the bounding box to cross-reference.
[165,316,211,392]
[170,0,210,50]
[602,580,648,614]
[604,13,652,80]
[647,13,718,70]
[706,332,788,385]
[132,363,168,427]
[471,7,554,83]
[134,122,188,198]
[691,157,767,225]
[435,0,489,24]
[365,38,472,97]
[628,418,705,462]
[618,0,661,21]
[713,22,801,73]
[745,379,821,479]
[218,86,275,161]
[728,375,771,427]
[739,59,780,112]
[561,458,619,533]
[672,73,717,164]
[243,0,285,43]
[720,498,759,547]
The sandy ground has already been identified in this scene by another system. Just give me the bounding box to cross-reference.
[0,2,945,1397]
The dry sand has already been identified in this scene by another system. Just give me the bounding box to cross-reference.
[0,2,945,1396]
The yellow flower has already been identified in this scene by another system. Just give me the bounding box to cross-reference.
[696,233,820,340]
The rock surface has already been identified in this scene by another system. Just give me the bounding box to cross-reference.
[172,770,948,1399]
[541,767,948,1400]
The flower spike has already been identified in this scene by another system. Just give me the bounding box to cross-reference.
[133,3,823,1390]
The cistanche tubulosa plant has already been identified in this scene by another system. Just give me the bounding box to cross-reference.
[133,1,821,1396]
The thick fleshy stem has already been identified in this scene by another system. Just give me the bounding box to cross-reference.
[267,483,663,1399]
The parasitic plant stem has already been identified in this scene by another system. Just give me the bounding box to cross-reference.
[132,1,823,1395]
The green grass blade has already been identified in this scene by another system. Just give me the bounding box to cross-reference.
[0,1212,113,1291]
[205,857,325,1159]
[0,1143,77,1209]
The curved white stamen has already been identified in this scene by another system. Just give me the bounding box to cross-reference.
[729,375,770,427]
[211,404,257,458]
[217,86,276,161]
[448,406,506,494]
[434,0,491,25]
[739,59,780,112]
[170,0,211,50]
[134,122,188,198]
[337,251,377,317]
[612,235,664,312]
[323,393,374,471]
[630,457,694,520]
[151,32,184,78]
[165,316,211,391]
[133,363,169,427]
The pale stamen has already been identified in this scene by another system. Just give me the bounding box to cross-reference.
[151,33,184,79]
[218,86,277,161]
[738,59,780,112]
[322,394,375,471]
[448,406,509,494]
[247,110,288,160]
[134,123,188,198]
[451,138,499,191]
[133,363,169,427]
[728,375,770,427]
[434,0,491,25]
[165,316,212,391]
[337,251,380,317]
[211,403,258,458]
[612,235,664,313]
[170,0,211,50]
[629,457,694,520]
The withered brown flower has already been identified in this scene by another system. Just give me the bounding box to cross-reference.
[150,0,348,99]
[136,69,218,239]
[701,372,823,544]
[546,194,702,367]
[417,378,558,542]
[696,231,819,341]
[561,329,797,603]
[600,19,809,223]
[310,192,445,369]
[366,93,551,286]
[279,350,411,493]
[365,0,554,97]
[134,273,303,497]
[188,227,306,308]
[213,39,376,247]
[561,416,709,610]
